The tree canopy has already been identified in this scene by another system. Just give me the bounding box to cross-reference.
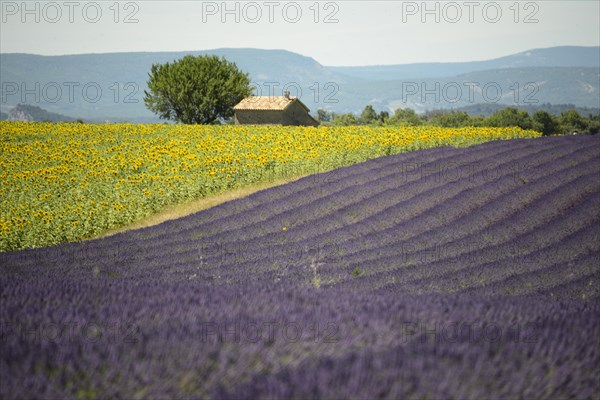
[317,104,598,135]
[144,55,252,124]
[387,108,424,126]
[486,107,533,130]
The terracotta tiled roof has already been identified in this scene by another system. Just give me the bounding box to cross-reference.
[233,96,307,111]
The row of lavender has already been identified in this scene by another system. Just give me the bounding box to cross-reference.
[2,135,599,398]
[2,282,598,399]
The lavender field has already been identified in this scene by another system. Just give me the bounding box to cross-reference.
[1,135,599,399]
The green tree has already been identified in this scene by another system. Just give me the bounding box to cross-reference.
[360,105,379,125]
[532,111,561,136]
[485,108,533,130]
[317,109,333,122]
[144,55,252,124]
[387,108,423,126]
[559,110,588,134]
[332,113,359,126]
[587,114,600,135]
[427,111,474,127]
[379,111,390,123]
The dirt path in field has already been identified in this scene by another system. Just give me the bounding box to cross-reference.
[92,174,308,239]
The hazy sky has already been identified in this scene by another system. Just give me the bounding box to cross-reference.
[1,0,598,65]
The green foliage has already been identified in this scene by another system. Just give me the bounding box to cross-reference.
[317,109,333,123]
[360,105,379,125]
[387,108,424,126]
[559,110,588,134]
[532,111,561,136]
[427,111,476,128]
[586,115,600,135]
[144,55,252,124]
[332,113,359,126]
[313,103,598,135]
[330,107,390,126]
[379,111,390,123]
[485,108,533,130]
[453,103,599,118]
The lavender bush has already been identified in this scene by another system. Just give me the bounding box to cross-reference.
[1,136,599,399]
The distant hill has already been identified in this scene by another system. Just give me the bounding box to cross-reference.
[1,46,598,121]
[7,104,77,122]
[0,49,348,122]
[0,111,7,120]
[367,67,600,114]
[329,46,600,80]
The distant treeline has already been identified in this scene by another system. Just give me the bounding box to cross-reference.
[316,106,600,135]
[446,103,600,118]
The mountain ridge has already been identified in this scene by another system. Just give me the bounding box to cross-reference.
[1,46,598,120]
[328,46,600,80]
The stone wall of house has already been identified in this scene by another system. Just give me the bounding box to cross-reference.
[234,110,283,125]
[234,102,318,126]
[281,102,319,126]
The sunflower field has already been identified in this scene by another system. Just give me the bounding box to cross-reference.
[0,122,541,251]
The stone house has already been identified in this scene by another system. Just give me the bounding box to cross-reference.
[233,92,319,126]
